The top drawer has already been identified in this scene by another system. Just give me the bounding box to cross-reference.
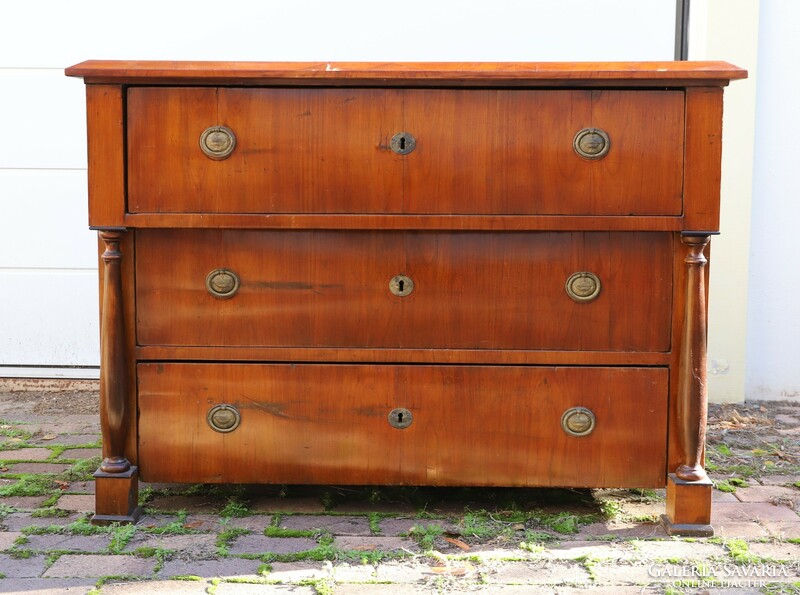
[127,88,684,216]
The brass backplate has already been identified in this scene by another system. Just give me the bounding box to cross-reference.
[207,404,241,433]
[561,407,596,437]
[565,272,601,303]
[573,128,610,160]
[206,268,240,299]
[200,126,236,160]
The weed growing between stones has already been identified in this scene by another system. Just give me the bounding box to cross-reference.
[0,473,57,497]
[409,523,444,550]
[715,477,750,493]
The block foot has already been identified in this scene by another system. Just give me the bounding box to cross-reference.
[92,466,141,525]
[663,473,714,536]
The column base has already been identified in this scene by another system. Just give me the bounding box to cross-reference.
[662,473,714,536]
[92,466,142,525]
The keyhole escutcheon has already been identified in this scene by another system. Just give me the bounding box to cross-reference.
[390,132,416,155]
[388,407,413,429]
[389,275,414,297]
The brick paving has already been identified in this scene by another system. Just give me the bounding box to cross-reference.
[0,386,799,593]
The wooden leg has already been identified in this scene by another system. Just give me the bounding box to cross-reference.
[93,230,140,524]
[663,474,713,536]
[663,233,714,536]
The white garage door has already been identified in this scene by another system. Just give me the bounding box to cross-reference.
[0,0,678,378]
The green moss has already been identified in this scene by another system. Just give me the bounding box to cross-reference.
[31,507,71,518]
[408,523,443,550]
[170,575,203,581]
[0,473,58,497]
[220,499,251,518]
[216,527,250,556]
[108,523,137,554]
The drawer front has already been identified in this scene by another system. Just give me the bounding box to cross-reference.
[135,229,673,351]
[138,363,668,487]
[127,88,684,215]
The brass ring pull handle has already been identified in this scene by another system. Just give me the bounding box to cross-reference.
[573,128,610,160]
[390,132,416,155]
[389,275,414,297]
[200,126,236,160]
[561,407,596,437]
[206,268,240,299]
[388,407,413,429]
[207,404,241,433]
[565,272,601,303]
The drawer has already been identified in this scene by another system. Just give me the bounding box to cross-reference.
[135,229,673,352]
[127,88,684,216]
[137,363,668,487]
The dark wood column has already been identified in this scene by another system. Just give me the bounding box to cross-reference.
[93,229,140,524]
[663,232,714,536]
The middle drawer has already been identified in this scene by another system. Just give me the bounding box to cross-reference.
[136,229,672,351]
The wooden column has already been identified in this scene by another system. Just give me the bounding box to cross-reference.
[664,233,713,536]
[93,229,140,524]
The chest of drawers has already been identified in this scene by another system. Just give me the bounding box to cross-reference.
[66,61,745,535]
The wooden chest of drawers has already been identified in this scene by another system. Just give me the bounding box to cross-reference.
[66,61,745,535]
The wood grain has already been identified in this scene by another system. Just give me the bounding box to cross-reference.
[128,88,683,216]
[66,60,747,87]
[683,88,724,231]
[137,363,669,487]
[135,230,673,352]
[86,85,125,227]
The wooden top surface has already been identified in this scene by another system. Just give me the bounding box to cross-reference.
[66,60,747,87]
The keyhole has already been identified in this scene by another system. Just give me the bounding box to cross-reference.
[398,279,405,292]
[397,411,404,423]
[399,136,406,150]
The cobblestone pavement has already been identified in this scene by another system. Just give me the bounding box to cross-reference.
[0,381,798,594]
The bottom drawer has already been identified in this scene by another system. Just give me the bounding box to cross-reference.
[137,363,668,487]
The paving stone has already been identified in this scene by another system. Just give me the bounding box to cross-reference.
[558,588,662,594]
[541,540,636,561]
[249,497,326,514]
[25,533,111,552]
[266,561,330,581]
[215,584,316,594]
[735,485,799,503]
[180,513,224,531]
[278,514,372,535]
[31,433,99,446]
[711,502,800,523]
[135,514,180,529]
[228,534,318,555]
[1,511,82,531]
[331,562,377,582]
[332,500,416,514]
[58,448,102,460]
[224,515,273,532]
[713,490,741,502]
[334,586,433,595]
[100,579,210,594]
[0,448,52,461]
[147,495,225,513]
[618,501,663,521]
[55,494,95,512]
[713,521,770,538]
[0,495,49,509]
[590,562,661,584]
[124,533,218,557]
[0,531,22,551]
[44,554,156,578]
[761,520,800,538]
[334,536,418,553]
[5,462,72,474]
[158,557,263,579]
[0,577,97,594]
[758,474,800,486]
[574,521,667,539]
[774,414,800,425]
[482,560,590,584]
[35,423,99,436]
[374,561,430,583]
[748,541,800,561]
[0,553,48,577]
[66,480,95,494]
[377,517,421,536]
[632,540,727,561]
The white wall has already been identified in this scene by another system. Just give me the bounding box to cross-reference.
[0,0,679,377]
[745,0,800,401]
